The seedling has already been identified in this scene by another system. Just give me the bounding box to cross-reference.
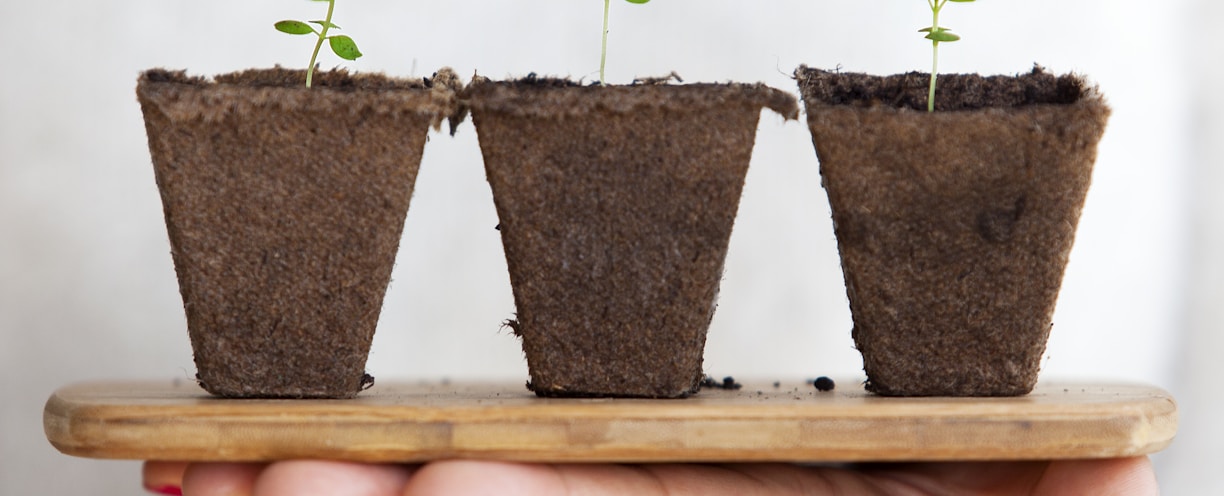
[275,0,363,88]
[920,0,975,112]
[600,0,651,86]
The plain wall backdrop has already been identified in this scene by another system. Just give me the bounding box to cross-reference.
[1,0,1214,493]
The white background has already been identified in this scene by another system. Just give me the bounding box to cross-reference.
[1,0,1215,493]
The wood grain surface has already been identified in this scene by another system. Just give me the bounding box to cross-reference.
[44,380,1177,463]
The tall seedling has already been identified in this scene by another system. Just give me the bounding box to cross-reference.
[921,0,975,112]
[600,0,651,86]
[275,0,363,88]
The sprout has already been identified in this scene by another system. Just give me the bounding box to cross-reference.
[921,0,975,112]
[275,0,363,88]
[600,0,651,86]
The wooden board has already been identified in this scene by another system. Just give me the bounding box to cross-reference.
[44,380,1177,463]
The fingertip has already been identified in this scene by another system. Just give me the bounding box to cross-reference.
[142,461,189,494]
[1038,457,1160,496]
[182,463,265,496]
[253,461,413,496]
[403,461,564,496]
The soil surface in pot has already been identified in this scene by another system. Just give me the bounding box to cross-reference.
[468,76,797,398]
[139,68,458,398]
[797,66,1110,396]
[798,66,1088,111]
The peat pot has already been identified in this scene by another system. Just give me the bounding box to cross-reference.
[137,68,459,398]
[796,66,1110,396]
[466,78,797,398]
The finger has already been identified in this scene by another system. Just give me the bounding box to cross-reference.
[252,461,415,496]
[1034,457,1159,496]
[859,461,1050,494]
[859,457,1160,496]
[142,461,189,495]
[181,462,266,496]
[402,461,895,496]
[403,461,654,496]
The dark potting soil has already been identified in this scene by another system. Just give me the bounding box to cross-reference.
[481,70,676,88]
[145,67,430,91]
[795,65,1091,111]
[464,74,799,120]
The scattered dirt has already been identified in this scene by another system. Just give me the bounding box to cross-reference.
[700,376,743,391]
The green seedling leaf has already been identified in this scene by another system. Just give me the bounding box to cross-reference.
[310,20,342,30]
[925,30,961,42]
[275,20,315,35]
[329,35,362,61]
[625,0,651,3]
[277,0,362,87]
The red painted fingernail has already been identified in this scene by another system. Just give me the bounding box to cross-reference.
[145,485,183,495]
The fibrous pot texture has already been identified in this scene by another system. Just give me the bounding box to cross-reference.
[467,78,797,398]
[796,66,1110,396]
[138,68,458,398]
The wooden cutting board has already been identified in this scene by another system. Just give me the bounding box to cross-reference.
[44,380,1176,463]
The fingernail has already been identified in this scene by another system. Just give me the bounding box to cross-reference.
[145,485,183,495]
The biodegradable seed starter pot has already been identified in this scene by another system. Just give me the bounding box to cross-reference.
[466,77,797,398]
[138,68,460,398]
[796,66,1110,397]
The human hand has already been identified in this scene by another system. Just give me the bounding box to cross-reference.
[143,457,1158,495]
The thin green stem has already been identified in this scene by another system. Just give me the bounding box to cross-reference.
[600,0,611,86]
[306,0,338,88]
[929,41,939,112]
[927,0,943,112]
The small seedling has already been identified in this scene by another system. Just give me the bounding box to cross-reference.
[920,0,975,112]
[600,0,651,86]
[275,0,363,88]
